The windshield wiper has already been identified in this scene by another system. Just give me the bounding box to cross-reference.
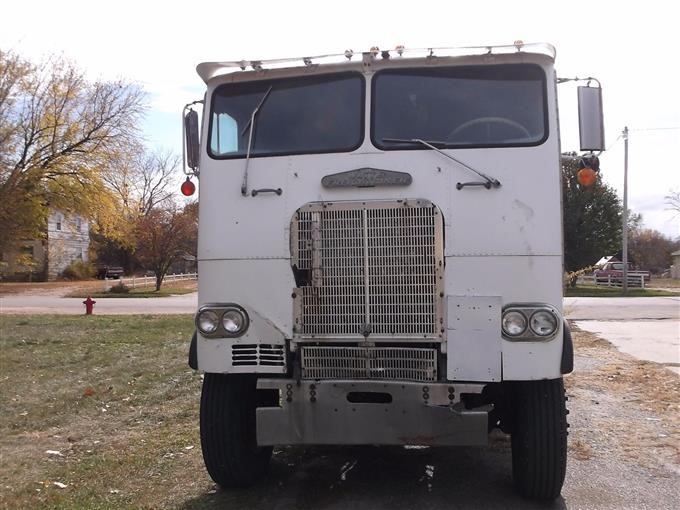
[383,138,502,190]
[241,86,273,196]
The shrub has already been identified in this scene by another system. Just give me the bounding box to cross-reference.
[109,281,130,294]
[61,260,95,280]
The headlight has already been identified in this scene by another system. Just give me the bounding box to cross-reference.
[502,304,561,341]
[197,310,220,334]
[222,309,246,335]
[196,304,250,338]
[502,311,527,337]
[530,310,558,336]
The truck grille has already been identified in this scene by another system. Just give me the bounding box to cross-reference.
[292,200,443,339]
[301,346,437,382]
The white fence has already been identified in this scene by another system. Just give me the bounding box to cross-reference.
[578,274,646,288]
[106,272,197,289]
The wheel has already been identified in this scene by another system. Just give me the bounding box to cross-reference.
[200,373,272,488]
[510,378,568,500]
[447,116,531,142]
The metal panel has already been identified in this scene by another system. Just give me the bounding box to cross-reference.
[292,200,443,339]
[256,379,489,446]
[301,345,437,382]
[446,296,502,381]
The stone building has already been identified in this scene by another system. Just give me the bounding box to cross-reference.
[1,211,90,281]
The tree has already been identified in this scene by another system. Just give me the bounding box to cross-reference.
[629,228,680,274]
[666,190,680,215]
[102,147,178,218]
[93,147,181,271]
[562,154,622,272]
[134,204,197,291]
[0,49,145,254]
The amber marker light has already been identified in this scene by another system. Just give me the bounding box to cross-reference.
[577,167,597,187]
[181,177,196,196]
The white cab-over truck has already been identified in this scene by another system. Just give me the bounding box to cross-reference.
[183,43,605,500]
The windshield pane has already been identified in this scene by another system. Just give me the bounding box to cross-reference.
[209,73,363,158]
[372,65,547,149]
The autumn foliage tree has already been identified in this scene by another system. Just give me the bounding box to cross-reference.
[562,154,622,272]
[628,227,680,274]
[0,49,145,254]
[134,204,197,290]
[92,147,181,269]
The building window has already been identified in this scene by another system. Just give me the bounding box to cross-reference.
[56,215,62,231]
[76,218,82,232]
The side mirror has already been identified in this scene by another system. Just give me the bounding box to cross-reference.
[184,109,200,171]
[578,86,605,152]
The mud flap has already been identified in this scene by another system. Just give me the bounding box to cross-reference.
[188,331,198,370]
[561,320,573,374]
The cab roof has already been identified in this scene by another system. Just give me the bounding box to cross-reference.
[196,42,556,83]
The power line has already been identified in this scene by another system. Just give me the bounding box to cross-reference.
[629,126,680,132]
[606,134,622,151]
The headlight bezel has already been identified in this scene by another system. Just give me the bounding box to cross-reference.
[501,304,560,341]
[195,304,250,338]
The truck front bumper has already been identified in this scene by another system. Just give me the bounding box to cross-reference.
[256,379,489,446]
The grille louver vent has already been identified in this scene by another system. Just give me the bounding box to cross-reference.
[231,344,285,367]
[301,345,437,382]
[292,200,443,339]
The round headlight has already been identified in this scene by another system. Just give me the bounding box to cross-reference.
[502,311,527,337]
[530,310,558,336]
[197,310,220,334]
[222,309,246,335]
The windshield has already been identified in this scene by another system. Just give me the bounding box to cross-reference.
[372,64,547,149]
[209,73,363,158]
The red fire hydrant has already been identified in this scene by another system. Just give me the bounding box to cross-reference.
[83,296,96,315]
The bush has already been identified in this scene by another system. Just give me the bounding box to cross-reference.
[108,281,130,294]
[61,260,95,280]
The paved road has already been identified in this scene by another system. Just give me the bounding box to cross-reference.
[564,296,680,374]
[0,292,198,315]
[563,296,680,320]
[3,294,677,318]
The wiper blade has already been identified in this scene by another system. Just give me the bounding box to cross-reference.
[241,86,273,196]
[383,137,502,189]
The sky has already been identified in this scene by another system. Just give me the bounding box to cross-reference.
[3,0,678,238]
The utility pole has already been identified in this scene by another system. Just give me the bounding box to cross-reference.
[622,126,629,294]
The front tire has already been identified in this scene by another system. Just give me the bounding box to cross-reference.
[200,373,272,488]
[510,378,568,500]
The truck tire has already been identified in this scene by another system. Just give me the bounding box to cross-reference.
[510,378,567,500]
[200,373,272,488]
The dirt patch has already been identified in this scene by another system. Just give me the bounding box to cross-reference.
[648,277,680,290]
[0,281,105,297]
[566,324,680,474]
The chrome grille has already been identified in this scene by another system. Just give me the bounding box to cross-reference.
[301,346,437,382]
[292,200,443,339]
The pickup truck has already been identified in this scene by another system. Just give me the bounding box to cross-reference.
[594,262,650,285]
[95,265,124,279]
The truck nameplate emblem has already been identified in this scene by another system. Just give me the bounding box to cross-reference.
[321,168,412,188]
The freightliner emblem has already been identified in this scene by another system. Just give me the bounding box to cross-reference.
[321,168,412,188]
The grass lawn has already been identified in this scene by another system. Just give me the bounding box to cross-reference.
[565,284,680,297]
[0,314,213,509]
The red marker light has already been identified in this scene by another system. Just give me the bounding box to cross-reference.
[181,177,196,196]
[577,167,597,187]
